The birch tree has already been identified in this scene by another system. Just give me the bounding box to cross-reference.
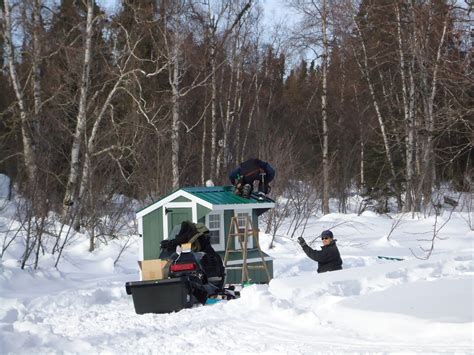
[288,0,333,214]
[1,0,38,186]
[194,0,252,181]
[62,0,94,220]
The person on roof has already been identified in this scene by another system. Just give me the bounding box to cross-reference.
[228,158,275,199]
[297,230,343,273]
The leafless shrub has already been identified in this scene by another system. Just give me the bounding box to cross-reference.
[411,194,461,260]
[114,218,138,266]
[83,195,136,252]
[285,180,321,239]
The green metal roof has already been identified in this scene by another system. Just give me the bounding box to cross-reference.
[182,186,274,205]
[136,185,274,215]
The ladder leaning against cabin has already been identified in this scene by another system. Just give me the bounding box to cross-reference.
[223,216,271,284]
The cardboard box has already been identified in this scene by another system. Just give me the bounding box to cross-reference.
[139,259,170,281]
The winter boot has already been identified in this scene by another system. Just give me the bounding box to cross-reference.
[242,184,252,198]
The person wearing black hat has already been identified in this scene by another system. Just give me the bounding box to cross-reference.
[297,230,343,273]
[228,158,275,199]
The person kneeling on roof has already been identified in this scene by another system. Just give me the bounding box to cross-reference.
[228,158,275,199]
[297,230,343,273]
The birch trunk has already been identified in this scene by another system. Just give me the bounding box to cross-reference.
[354,85,365,189]
[321,0,330,215]
[216,38,240,178]
[62,0,94,218]
[77,75,131,207]
[32,0,41,139]
[241,73,262,160]
[354,20,397,187]
[396,4,417,212]
[215,65,233,178]
[407,2,420,212]
[418,15,448,209]
[233,64,243,165]
[3,0,37,184]
[170,44,180,189]
[201,109,207,184]
[209,42,218,181]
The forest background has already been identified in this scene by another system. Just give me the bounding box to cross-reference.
[0,0,471,264]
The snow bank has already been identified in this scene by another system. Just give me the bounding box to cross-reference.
[1,209,473,353]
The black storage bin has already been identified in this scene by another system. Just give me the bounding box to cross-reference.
[125,277,194,314]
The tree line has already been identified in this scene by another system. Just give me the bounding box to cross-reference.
[0,0,472,263]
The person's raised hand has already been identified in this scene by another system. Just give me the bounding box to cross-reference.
[297,237,307,247]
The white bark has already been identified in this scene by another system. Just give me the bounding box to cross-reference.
[62,0,94,214]
[321,0,329,215]
[418,13,449,207]
[2,0,37,183]
[216,35,241,178]
[209,41,218,181]
[215,59,234,178]
[241,72,263,160]
[205,1,252,180]
[354,19,397,185]
[170,43,180,189]
[77,71,134,204]
[400,2,419,213]
[201,109,207,184]
[32,0,41,137]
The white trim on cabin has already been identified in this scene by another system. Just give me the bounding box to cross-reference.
[136,190,213,219]
[162,202,198,240]
[225,257,273,265]
[136,189,275,219]
[212,202,275,210]
[138,218,143,236]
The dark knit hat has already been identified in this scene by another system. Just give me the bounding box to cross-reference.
[321,230,333,239]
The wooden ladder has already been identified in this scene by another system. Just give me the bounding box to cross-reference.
[223,216,271,284]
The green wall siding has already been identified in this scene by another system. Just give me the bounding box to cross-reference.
[197,204,211,220]
[223,260,273,284]
[218,250,273,284]
[170,196,191,202]
[143,207,163,260]
[252,210,259,229]
[223,210,234,241]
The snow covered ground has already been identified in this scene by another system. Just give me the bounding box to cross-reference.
[1,197,473,353]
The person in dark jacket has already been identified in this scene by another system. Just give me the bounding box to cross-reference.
[160,221,225,280]
[297,230,343,273]
[229,158,275,198]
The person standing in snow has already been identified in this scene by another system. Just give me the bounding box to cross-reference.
[228,158,275,199]
[297,230,343,273]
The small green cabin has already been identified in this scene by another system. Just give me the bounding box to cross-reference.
[136,186,275,284]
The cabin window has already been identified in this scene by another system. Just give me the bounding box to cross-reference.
[205,212,225,251]
[237,212,250,229]
[234,210,254,249]
[208,213,221,245]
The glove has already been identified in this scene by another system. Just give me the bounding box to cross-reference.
[160,239,178,250]
[297,237,307,247]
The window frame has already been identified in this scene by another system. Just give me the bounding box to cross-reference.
[234,209,254,249]
[205,211,225,251]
